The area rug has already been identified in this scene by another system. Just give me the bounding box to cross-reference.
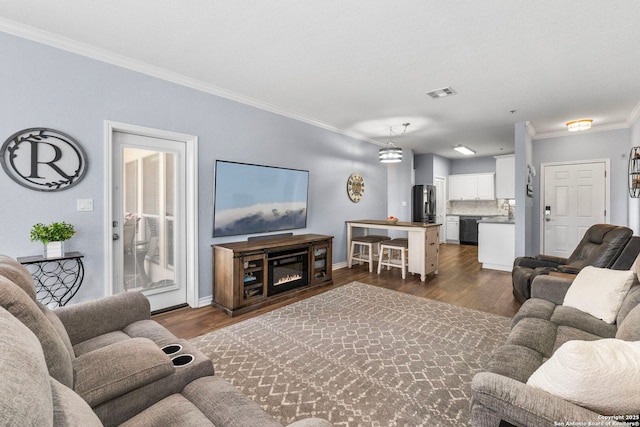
[190,282,511,426]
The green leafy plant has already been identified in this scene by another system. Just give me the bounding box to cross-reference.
[30,222,76,245]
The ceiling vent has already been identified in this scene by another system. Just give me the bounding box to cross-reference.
[426,87,457,99]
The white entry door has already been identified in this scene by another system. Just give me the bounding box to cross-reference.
[107,122,198,312]
[542,160,608,257]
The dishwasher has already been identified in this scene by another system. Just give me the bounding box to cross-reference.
[459,216,482,245]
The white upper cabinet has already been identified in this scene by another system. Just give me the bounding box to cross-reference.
[448,173,495,200]
[495,154,515,199]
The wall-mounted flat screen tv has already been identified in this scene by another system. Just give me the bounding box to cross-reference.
[213,160,309,237]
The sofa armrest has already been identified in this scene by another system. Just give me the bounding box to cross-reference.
[471,372,602,426]
[535,254,568,265]
[73,337,174,407]
[513,255,566,269]
[555,264,582,274]
[54,292,151,345]
[530,274,574,304]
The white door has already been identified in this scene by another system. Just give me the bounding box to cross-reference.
[542,161,607,257]
[107,122,198,312]
[435,177,446,243]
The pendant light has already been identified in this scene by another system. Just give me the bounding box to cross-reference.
[379,123,409,163]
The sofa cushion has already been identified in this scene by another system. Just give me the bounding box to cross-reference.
[0,276,74,387]
[506,317,557,358]
[118,393,214,427]
[617,283,640,325]
[549,306,617,338]
[0,306,53,427]
[0,254,37,300]
[510,298,555,328]
[527,339,640,415]
[51,378,103,427]
[73,330,132,357]
[563,266,635,323]
[73,337,175,407]
[617,304,640,341]
[485,344,544,383]
[182,376,284,427]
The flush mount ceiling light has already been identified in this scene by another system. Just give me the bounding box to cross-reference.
[454,145,476,156]
[426,86,457,99]
[379,123,410,163]
[566,119,593,132]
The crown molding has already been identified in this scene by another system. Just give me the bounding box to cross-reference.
[532,122,630,140]
[625,100,640,127]
[0,18,381,146]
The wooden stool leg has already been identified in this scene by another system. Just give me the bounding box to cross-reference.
[348,241,355,268]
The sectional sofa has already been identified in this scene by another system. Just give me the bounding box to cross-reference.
[0,255,332,427]
[471,265,640,426]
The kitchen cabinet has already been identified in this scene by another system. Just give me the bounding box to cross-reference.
[478,221,515,271]
[448,173,495,200]
[495,154,515,199]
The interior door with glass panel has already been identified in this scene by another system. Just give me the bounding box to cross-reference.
[112,131,187,312]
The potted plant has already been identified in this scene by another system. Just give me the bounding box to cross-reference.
[30,221,76,258]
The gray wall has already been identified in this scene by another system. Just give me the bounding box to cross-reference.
[0,32,388,304]
[630,119,640,234]
[530,128,630,253]
[414,153,452,184]
[450,156,496,174]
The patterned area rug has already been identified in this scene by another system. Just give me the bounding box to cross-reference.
[190,282,511,426]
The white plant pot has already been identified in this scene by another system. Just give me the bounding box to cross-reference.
[44,241,64,258]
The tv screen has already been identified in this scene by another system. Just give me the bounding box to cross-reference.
[213,160,309,237]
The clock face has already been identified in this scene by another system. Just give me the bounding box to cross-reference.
[347,173,364,202]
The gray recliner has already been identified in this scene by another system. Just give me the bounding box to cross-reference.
[511,224,633,303]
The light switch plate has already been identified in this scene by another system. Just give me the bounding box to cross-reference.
[77,198,93,212]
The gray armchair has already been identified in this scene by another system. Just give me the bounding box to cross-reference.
[511,224,633,303]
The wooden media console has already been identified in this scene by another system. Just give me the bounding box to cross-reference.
[212,234,333,316]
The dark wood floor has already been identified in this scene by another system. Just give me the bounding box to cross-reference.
[153,243,521,339]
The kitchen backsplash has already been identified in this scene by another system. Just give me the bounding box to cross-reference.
[447,199,515,217]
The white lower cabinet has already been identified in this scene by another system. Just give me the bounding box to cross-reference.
[478,222,515,271]
[446,216,459,243]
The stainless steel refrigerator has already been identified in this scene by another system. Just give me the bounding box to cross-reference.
[412,185,436,223]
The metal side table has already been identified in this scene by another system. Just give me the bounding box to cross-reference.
[17,252,84,307]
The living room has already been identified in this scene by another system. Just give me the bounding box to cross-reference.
[1,2,640,426]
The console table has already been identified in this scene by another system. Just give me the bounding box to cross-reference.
[346,220,440,281]
[17,252,85,308]
[212,234,333,316]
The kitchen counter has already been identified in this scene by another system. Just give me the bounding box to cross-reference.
[478,221,515,271]
[478,216,514,224]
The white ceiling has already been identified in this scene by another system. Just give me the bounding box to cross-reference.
[2,1,640,158]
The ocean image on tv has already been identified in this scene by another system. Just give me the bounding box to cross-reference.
[213,161,309,237]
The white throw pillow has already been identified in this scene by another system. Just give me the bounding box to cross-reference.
[527,339,640,415]
[563,266,635,323]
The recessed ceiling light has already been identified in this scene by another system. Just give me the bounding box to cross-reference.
[454,145,475,155]
[426,87,457,99]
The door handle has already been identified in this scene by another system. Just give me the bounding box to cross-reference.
[112,233,120,241]
[545,205,551,222]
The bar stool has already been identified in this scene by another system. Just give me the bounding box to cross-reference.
[348,235,391,273]
[377,238,409,279]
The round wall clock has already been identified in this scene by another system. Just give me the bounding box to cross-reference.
[347,173,364,203]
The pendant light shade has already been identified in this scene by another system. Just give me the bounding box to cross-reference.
[379,143,402,163]
[379,123,409,163]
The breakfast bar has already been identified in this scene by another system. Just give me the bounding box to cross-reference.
[346,220,441,281]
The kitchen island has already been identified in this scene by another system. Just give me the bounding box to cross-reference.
[477,216,515,271]
[346,220,441,281]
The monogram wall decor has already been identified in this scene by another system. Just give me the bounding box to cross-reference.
[1,128,88,192]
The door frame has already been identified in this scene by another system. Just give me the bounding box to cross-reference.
[538,158,610,253]
[104,120,199,307]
